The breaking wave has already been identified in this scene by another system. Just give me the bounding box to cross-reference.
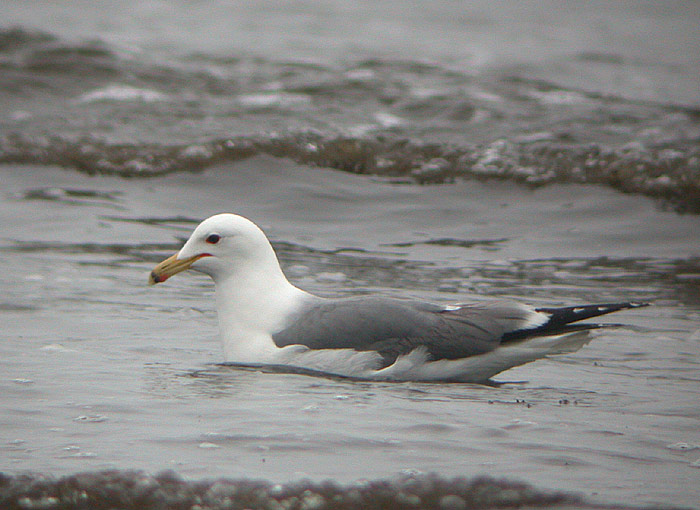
[0,470,635,510]
[2,133,698,212]
[1,26,699,212]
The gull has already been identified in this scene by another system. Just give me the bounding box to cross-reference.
[149,213,646,382]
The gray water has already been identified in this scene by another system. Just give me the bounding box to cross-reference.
[2,159,700,508]
[1,1,700,509]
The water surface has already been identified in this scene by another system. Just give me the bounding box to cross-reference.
[2,159,699,508]
[1,1,700,508]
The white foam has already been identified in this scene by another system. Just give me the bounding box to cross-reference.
[77,85,168,103]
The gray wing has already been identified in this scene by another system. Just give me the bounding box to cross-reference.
[273,296,647,367]
[272,296,529,366]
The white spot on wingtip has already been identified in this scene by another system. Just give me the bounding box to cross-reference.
[573,307,585,313]
[522,310,550,329]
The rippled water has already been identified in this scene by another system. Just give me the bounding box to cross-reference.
[1,1,700,509]
[2,159,700,508]
[1,3,700,211]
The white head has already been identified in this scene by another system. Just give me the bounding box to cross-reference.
[149,213,284,285]
[149,213,308,361]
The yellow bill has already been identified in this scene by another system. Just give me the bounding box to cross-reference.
[149,253,207,285]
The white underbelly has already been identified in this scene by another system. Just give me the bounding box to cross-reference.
[223,330,591,382]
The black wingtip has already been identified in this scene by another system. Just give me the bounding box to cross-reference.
[501,302,648,343]
[535,302,649,329]
[501,301,648,343]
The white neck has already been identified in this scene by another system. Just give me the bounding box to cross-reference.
[212,261,308,362]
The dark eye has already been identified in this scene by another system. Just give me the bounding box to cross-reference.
[205,234,221,244]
